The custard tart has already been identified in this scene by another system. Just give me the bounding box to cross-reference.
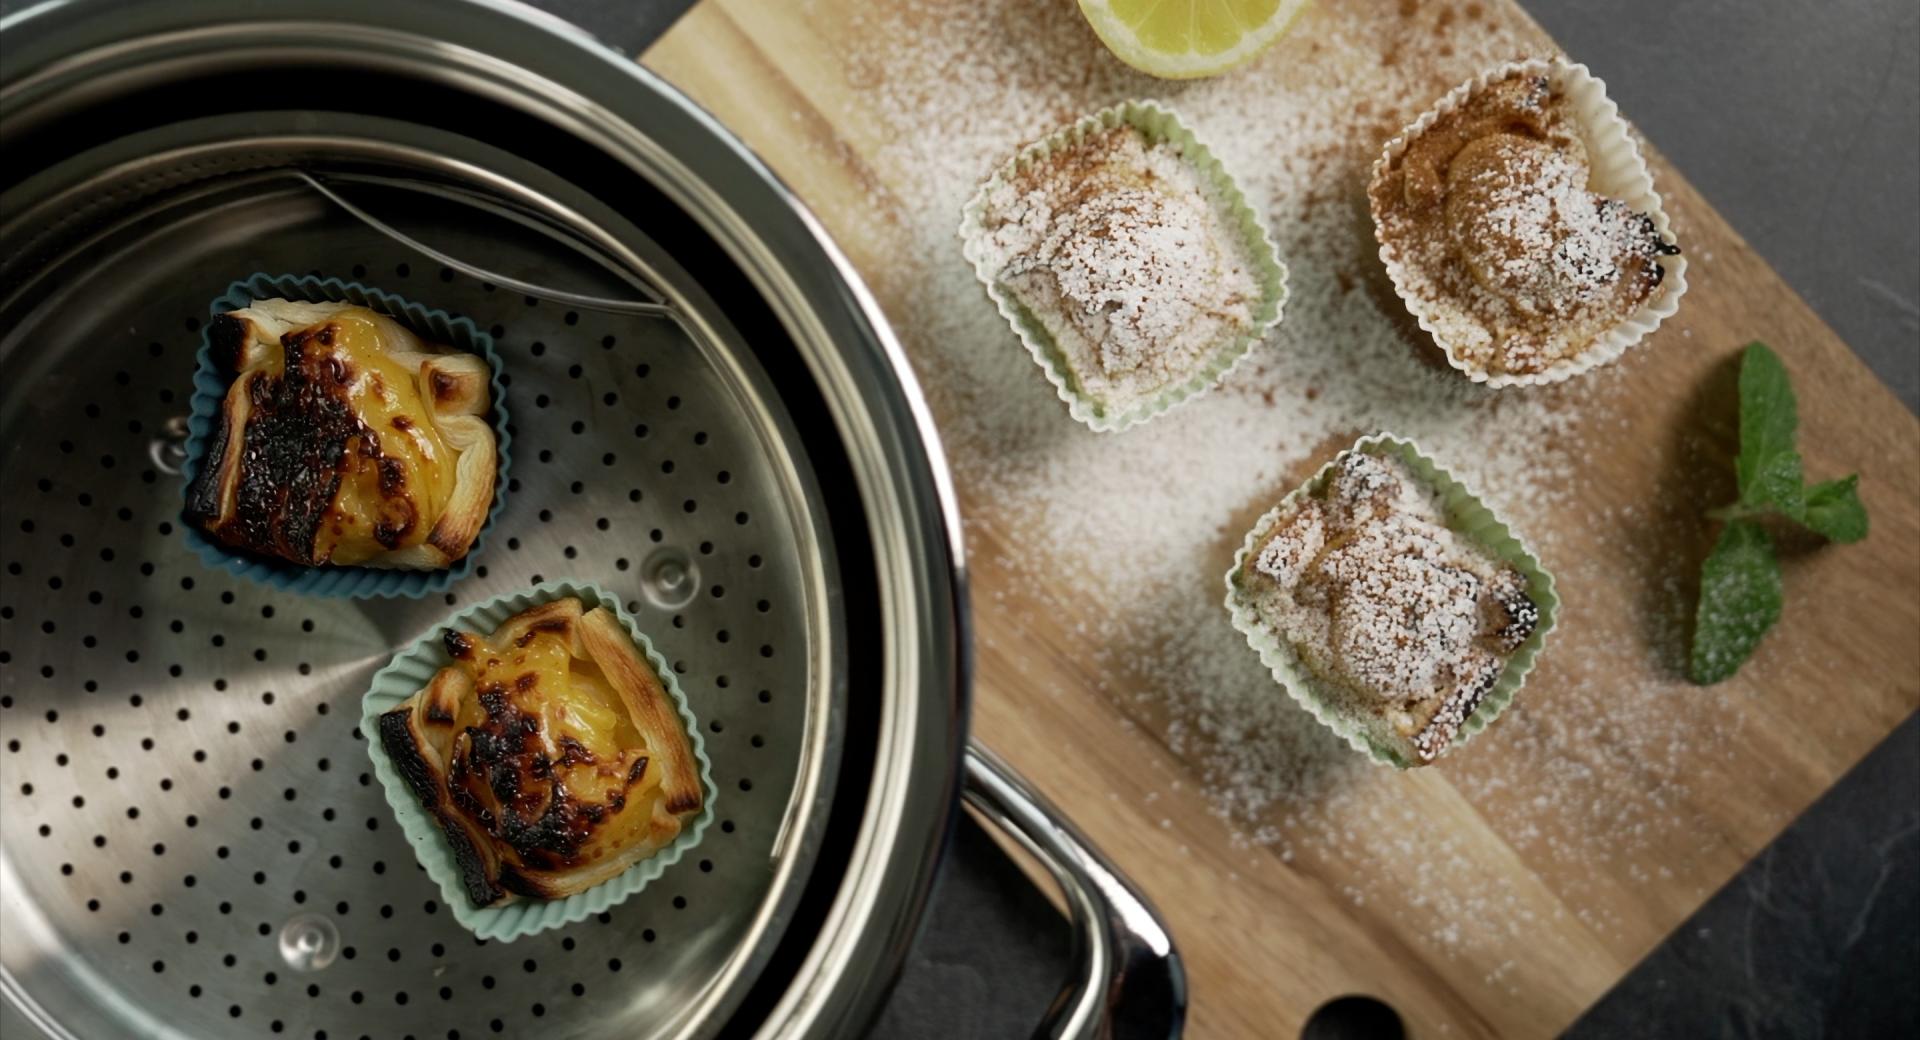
[183,299,497,569]
[377,597,705,906]
[960,101,1287,431]
[1226,437,1556,766]
[1369,61,1684,384]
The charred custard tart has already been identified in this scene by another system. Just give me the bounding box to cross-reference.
[184,299,497,569]
[378,597,705,906]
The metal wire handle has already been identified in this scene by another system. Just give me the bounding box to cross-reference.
[293,170,679,320]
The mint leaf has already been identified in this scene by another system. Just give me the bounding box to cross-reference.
[1750,449,1806,520]
[1692,342,1868,684]
[1804,475,1869,543]
[1690,520,1784,685]
[1734,342,1804,515]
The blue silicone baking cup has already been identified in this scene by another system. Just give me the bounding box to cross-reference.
[361,580,716,940]
[179,273,512,598]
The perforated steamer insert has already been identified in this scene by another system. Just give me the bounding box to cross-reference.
[0,137,849,1040]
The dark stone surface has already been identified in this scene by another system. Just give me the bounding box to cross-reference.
[1569,715,1920,1040]
[866,816,1072,1040]
[534,0,687,51]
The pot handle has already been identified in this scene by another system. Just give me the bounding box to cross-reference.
[961,742,1187,1040]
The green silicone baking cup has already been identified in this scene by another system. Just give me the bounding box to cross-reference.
[959,99,1289,433]
[1222,434,1559,768]
[361,580,716,940]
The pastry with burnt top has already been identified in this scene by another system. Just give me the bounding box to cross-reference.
[377,597,705,906]
[184,299,497,569]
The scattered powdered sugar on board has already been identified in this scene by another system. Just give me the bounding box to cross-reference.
[804,0,1753,954]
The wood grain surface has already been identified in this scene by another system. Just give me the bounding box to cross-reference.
[642,1,1920,1036]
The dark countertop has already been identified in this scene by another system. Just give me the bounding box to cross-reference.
[529,1,1920,1038]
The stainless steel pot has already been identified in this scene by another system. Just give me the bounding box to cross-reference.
[0,1,1183,1037]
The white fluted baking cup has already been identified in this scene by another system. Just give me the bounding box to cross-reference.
[1223,434,1559,768]
[1368,59,1688,388]
[959,99,1289,432]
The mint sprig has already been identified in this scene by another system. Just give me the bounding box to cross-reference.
[1689,342,1869,684]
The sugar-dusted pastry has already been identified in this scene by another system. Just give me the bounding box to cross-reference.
[377,597,704,906]
[184,299,497,569]
[1225,439,1553,766]
[1369,60,1683,385]
[961,101,1286,431]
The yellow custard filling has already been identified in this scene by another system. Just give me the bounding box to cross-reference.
[444,624,665,866]
[296,311,458,564]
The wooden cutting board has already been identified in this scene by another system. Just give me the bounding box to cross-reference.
[643,1,1920,1036]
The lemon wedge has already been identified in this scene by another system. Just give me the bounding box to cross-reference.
[1078,0,1311,80]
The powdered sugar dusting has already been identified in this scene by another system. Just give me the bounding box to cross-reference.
[1238,452,1537,762]
[971,123,1260,411]
[1370,69,1680,376]
[797,0,1746,956]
